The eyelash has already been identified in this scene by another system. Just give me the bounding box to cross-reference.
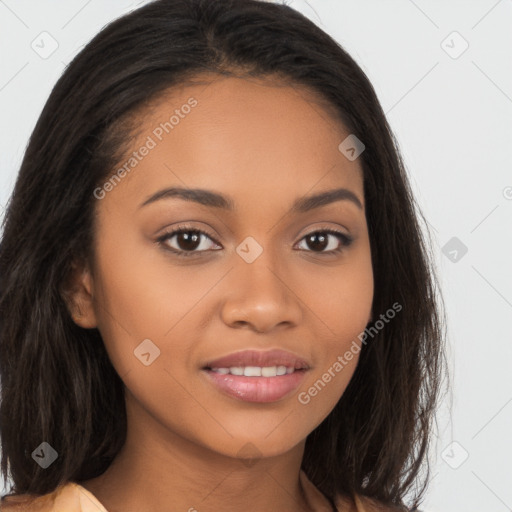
[157,224,354,258]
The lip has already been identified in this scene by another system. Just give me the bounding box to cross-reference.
[202,349,310,370]
[201,349,310,403]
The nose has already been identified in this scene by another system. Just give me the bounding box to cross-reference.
[220,250,303,334]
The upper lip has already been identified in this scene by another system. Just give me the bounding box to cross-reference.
[203,349,310,370]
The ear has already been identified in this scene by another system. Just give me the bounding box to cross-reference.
[61,259,98,329]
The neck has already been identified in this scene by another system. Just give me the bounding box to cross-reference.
[79,392,311,512]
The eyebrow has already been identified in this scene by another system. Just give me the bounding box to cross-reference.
[140,186,363,212]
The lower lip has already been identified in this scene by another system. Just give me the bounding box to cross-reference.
[202,369,307,403]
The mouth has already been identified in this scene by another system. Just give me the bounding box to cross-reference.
[205,365,302,376]
[201,349,310,403]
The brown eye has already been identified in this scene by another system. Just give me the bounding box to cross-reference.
[296,230,353,254]
[158,227,221,257]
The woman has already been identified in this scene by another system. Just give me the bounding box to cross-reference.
[0,0,447,510]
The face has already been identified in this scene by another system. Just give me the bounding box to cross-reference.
[71,74,373,461]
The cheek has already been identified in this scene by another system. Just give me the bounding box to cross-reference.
[90,229,180,373]
[300,246,374,338]
[294,249,372,418]
[294,327,363,434]
[91,227,220,387]
[295,354,359,426]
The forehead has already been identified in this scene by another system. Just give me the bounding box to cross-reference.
[102,74,364,211]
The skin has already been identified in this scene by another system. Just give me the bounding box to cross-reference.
[68,74,374,512]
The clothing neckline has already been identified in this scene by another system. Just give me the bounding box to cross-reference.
[2,469,358,511]
[299,469,339,511]
[73,470,337,512]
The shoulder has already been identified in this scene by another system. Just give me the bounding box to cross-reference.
[0,482,106,512]
[299,469,411,512]
[1,491,56,511]
[336,492,411,512]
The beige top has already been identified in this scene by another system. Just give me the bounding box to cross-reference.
[1,470,393,511]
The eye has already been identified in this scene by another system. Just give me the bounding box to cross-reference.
[157,225,221,258]
[157,225,353,258]
[295,229,353,254]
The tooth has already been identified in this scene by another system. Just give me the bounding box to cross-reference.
[244,366,262,377]
[276,366,287,376]
[221,366,296,376]
[261,366,277,377]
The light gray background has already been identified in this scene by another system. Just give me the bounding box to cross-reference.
[1,1,511,511]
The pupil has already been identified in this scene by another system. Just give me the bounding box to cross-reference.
[308,232,327,251]
[178,231,200,251]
